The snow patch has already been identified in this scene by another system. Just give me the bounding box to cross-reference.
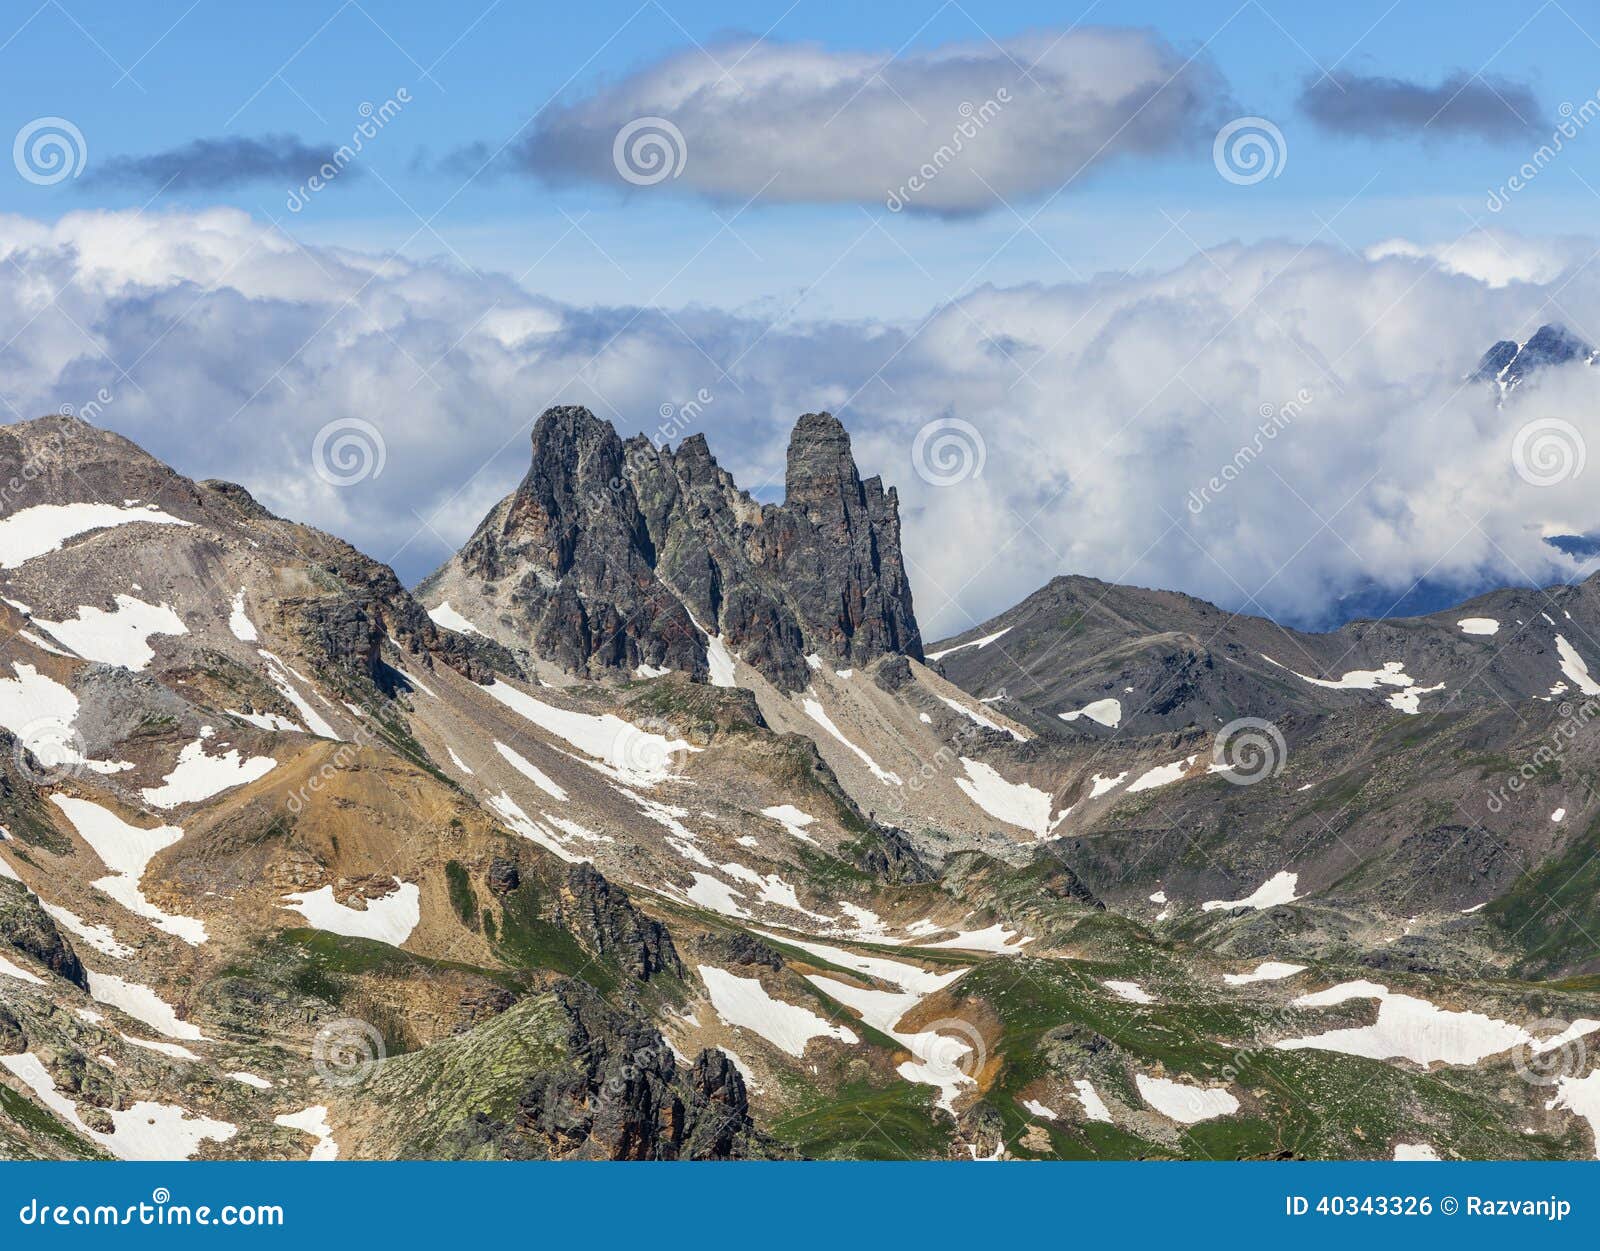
[1554,635,1600,695]
[42,903,132,960]
[275,1105,339,1160]
[1,1052,234,1160]
[1089,771,1126,798]
[140,735,275,808]
[806,974,975,1113]
[954,757,1052,835]
[1457,617,1499,635]
[761,804,818,844]
[1223,961,1307,986]
[1103,980,1154,1004]
[925,923,1031,954]
[1262,655,1444,715]
[484,679,697,786]
[257,650,341,739]
[1059,697,1122,728]
[1202,871,1301,913]
[1136,1074,1239,1124]
[683,872,750,918]
[802,698,901,785]
[426,601,482,635]
[926,627,1011,661]
[1126,754,1198,793]
[1546,1070,1600,1159]
[50,795,207,944]
[86,970,206,1041]
[280,881,420,947]
[486,791,584,863]
[228,590,258,641]
[0,952,44,984]
[939,694,1026,741]
[705,636,738,688]
[0,502,190,569]
[1074,1079,1113,1123]
[1276,981,1597,1067]
[34,595,187,670]
[699,964,859,1056]
[494,741,568,801]
[0,663,133,774]
[227,707,303,733]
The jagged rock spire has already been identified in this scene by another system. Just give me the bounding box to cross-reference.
[421,406,922,687]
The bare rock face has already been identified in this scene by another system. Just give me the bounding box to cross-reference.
[559,862,683,982]
[517,983,755,1160]
[679,1048,756,1160]
[0,1005,25,1054]
[0,880,87,989]
[443,406,706,680]
[851,824,936,885]
[424,406,921,689]
[769,412,920,664]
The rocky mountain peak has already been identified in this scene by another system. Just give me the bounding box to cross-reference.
[423,405,922,686]
[784,411,857,518]
[1472,323,1595,391]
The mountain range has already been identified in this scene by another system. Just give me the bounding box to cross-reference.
[0,396,1598,1163]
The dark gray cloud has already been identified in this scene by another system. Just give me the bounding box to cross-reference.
[1299,71,1540,141]
[84,134,366,191]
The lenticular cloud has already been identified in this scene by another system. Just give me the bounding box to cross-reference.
[506,28,1229,214]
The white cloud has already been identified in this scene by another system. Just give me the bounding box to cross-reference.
[507,28,1228,213]
[1365,231,1588,287]
[1,208,1597,643]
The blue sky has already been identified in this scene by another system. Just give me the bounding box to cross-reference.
[4,1,1600,637]
[5,0,1598,318]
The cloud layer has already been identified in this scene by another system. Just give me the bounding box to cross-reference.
[506,27,1230,213]
[1,208,1597,643]
[1299,71,1540,141]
